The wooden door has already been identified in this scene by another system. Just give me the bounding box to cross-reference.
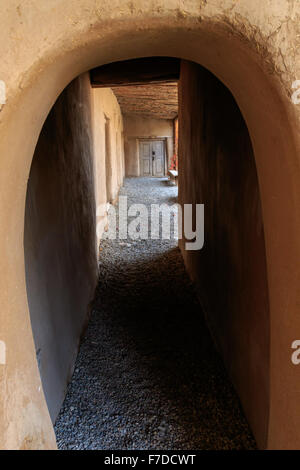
[139,140,165,177]
[140,141,152,176]
[151,140,164,177]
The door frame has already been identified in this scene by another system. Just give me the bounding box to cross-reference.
[138,138,167,177]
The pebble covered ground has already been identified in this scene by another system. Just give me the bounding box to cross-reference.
[54,177,256,450]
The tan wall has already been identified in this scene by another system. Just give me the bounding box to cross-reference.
[0,0,299,450]
[24,73,98,424]
[123,115,173,176]
[23,77,124,426]
[178,60,270,447]
[92,87,124,241]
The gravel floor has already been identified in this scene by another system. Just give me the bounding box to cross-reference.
[54,177,256,450]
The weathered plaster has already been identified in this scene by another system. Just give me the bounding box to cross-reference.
[0,0,299,450]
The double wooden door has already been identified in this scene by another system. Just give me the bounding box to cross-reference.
[139,140,165,177]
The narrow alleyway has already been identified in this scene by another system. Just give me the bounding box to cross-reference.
[54,177,256,450]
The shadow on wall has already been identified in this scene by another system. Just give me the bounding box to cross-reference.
[24,73,99,422]
[178,60,270,449]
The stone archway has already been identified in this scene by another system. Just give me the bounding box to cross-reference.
[0,1,299,450]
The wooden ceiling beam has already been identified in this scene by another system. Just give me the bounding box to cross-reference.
[90,57,180,88]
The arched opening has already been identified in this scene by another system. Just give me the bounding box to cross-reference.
[23,56,268,449]
[0,10,299,451]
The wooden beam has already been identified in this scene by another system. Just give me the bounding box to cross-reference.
[90,57,180,88]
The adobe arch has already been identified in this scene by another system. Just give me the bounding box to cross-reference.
[0,2,299,450]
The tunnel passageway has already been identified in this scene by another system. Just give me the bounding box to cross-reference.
[54,177,256,450]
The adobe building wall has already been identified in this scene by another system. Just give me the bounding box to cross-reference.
[0,0,299,450]
[24,75,124,425]
[92,87,125,241]
[24,73,98,424]
[178,60,270,447]
[123,115,173,176]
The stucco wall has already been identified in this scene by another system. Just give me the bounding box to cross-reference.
[123,115,173,176]
[24,77,124,425]
[92,87,125,241]
[178,60,270,447]
[0,0,299,451]
[24,73,99,423]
